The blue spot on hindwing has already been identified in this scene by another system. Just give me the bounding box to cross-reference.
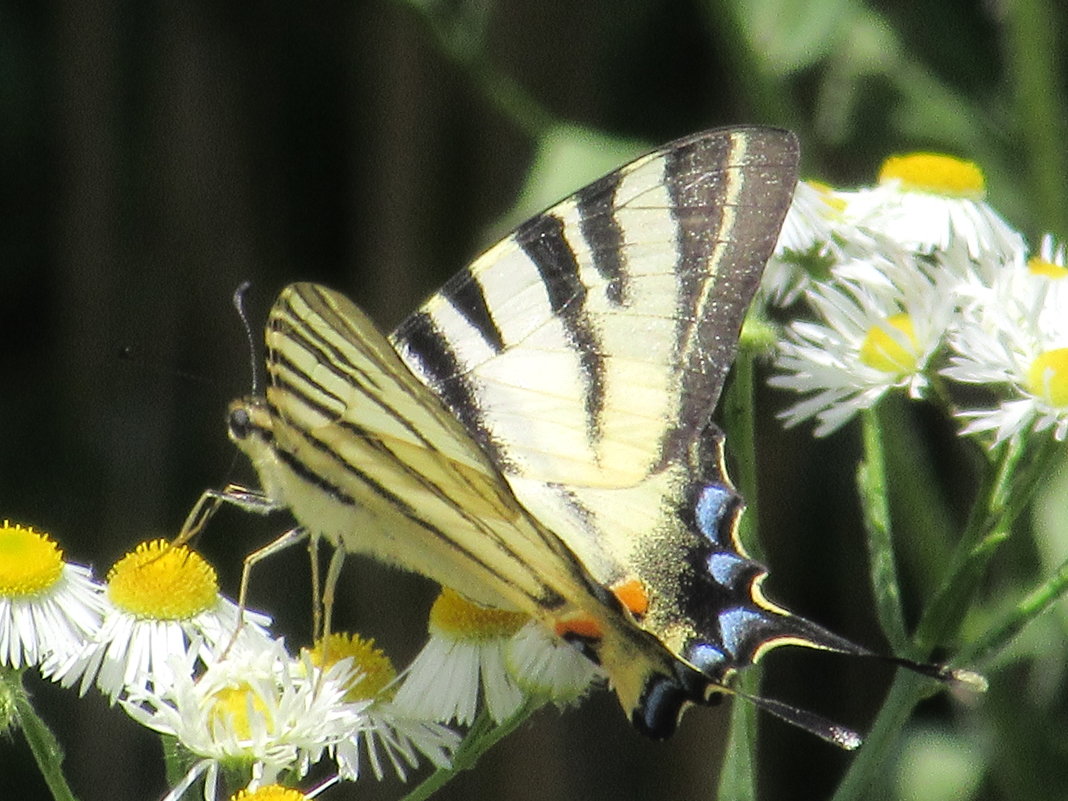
[686,642,728,675]
[707,551,749,587]
[695,484,734,546]
[718,607,767,658]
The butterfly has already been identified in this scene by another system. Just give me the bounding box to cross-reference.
[187,126,965,744]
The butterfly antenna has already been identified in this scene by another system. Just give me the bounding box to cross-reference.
[232,281,261,396]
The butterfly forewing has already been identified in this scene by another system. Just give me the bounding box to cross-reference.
[391,127,799,590]
[262,284,603,614]
[392,128,797,486]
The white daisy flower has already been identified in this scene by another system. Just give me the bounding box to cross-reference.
[122,638,367,801]
[0,521,106,669]
[775,180,842,257]
[837,152,1024,263]
[46,539,273,701]
[504,620,602,705]
[303,633,460,782]
[770,251,959,435]
[762,181,844,305]
[392,588,527,726]
[942,245,1068,444]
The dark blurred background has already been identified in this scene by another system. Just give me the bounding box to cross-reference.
[3,1,1066,800]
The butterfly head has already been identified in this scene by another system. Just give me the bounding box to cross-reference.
[228,397,274,447]
[226,396,290,503]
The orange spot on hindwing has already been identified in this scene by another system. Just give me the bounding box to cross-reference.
[554,614,604,642]
[611,578,649,617]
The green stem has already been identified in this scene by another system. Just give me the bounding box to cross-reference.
[2,666,80,801]
[914,435,1059,655]
[910,438,1019,654]
[1002,0,1068,239]
[878,394,956,598]
[715,672,761,801]
[399,699,544,801]
[835,432,1061,798]
[964,551,1068,666]
[830,671,932,801]
[857,407,908,651]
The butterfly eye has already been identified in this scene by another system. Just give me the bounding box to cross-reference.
[228,406,253,440]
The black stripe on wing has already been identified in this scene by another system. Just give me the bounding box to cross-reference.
[269,295,384,401]
[575,169,628,305]
[514,212,607,448]
[398,310,508,470]
[439,267,506,354]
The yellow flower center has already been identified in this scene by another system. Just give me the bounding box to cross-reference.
[807,180,846,212]
[1027,348,1068,407]
[878,153,986,200]
[859,314,920,374]
[0,521,65,597]
[1027,256,1068,279]
[306,632,397,701]
[210,683,272,740]
[429,587,527,642]
[231,786,308,801]
[106,540,218,620]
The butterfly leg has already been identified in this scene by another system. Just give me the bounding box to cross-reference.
[319,543,347,642]
[308,533,321,640]
[173,483,284,547]
[175,484,291,654]
[237,524,309,620]
[223,524,310,655]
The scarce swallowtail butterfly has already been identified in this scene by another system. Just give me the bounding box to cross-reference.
[195,126,967,743]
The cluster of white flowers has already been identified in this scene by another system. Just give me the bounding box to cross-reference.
[0,523,600,801]
[765,152,1067,446]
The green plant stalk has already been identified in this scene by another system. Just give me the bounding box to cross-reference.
[400,698,544,801]
[830,670,932,801]
[1003,0,1068,239]
[716,345,762,801]
[857,407,908,652]
[161,734,187,790]
[964,550,1068,666]
[2,665,80,801]
[834,433,1062,797]
[878,394,955,596]
[914,435,1059,655]
[716,669,762,801]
